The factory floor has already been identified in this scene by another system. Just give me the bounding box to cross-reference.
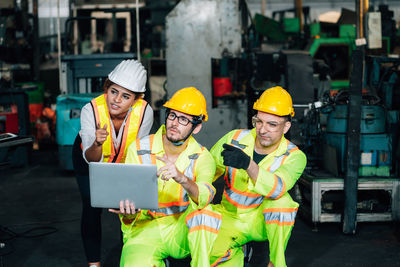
[0,147,399,267]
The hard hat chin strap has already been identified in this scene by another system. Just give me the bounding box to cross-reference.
[165,110,202,146]
[171,140,186,146]
[170,122,200,146]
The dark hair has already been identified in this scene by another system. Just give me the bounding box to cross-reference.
[283,115,292,122]
[103,78,113,93]
[192,115,203,123]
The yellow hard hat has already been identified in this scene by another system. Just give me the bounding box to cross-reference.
[253,86,295,117]
[163,87,208,121]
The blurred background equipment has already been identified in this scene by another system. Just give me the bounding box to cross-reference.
[0,0,400,266]
[0,0,399,239]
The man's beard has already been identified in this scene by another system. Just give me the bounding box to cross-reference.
[256,131,273,147]
[166,126,193,145]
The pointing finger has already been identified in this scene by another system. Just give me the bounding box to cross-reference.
[125,199,131,214]
[119,200,124,213]
[156,155,170,164]
[130,202,135,213]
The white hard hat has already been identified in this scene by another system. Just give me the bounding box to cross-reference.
[108,59,147,93]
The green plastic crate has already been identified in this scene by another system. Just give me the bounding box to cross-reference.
[17,82,45,104]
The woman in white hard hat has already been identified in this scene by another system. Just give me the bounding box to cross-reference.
[72,59,153,267]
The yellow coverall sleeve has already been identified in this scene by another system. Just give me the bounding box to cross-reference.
[248,150,307,199]
[191,149,217,210]
[210,130,236,182]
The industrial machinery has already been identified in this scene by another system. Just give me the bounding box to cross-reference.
[165,0,318,148]
[0,0,40,86]
[309,55,400,178]
[0,87,33,167]
[165,0,248,148]
[297,53,400,226]
[324,99,391,177]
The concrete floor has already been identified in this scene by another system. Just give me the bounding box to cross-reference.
[0,148,399,267]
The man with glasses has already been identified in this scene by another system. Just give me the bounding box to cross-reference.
[110,87,221,267]
[209,86,307,267]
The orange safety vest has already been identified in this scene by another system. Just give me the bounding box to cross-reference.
[90,94,147,163]
[135,134,207,217]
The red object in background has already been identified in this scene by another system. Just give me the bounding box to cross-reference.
[213,77,233,97]
[0,104,19,134]
[29,103,44,123]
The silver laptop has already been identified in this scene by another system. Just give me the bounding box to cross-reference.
[89,162,159,209]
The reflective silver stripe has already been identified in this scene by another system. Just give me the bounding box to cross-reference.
[266,142,298,198]
[263,210,297,224]
[231,140,246,149]
[269,141,298,173]
[215,250,231,265]
[287,141,296,151]
[227,167,234,184]
[230,130,251,149]
[137,136,152,164]
[268,175,284,199]
[180,152,201,204]
[186,213,222,231]
[204,183,216,203]
[152,204,189,216]
[188,154,200,160]
[225,187,264,207]
[137,150,151,155]
[184,153,199,180]
[269,154,285,173]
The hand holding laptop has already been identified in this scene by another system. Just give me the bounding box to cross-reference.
[109,199,140,225]
[108,199,140,215]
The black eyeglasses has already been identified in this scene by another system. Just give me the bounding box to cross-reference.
[167,112,198,126]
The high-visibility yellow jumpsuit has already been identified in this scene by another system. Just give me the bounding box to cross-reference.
[209,129,307,267]
[120,125,222,267]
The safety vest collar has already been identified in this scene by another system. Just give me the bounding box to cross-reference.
[150,125,166,156]
[272,136,291,156]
